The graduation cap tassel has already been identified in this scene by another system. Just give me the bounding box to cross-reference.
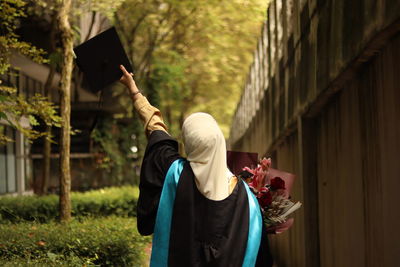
[89,89,104,133]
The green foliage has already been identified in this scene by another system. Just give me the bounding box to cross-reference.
[0,86,62,145]
[0,0,61,144]
[91,117,139,184]
[98,0,267,179]
[0,0,48,75]
[151,51,188,136]
[0,186,139,223]
[0,255,92,266]
[116,0,267,137]
[0,216,150,266]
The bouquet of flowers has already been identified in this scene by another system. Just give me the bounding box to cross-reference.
[241,158,302,234]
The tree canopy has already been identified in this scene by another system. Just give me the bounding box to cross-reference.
[85,0,267,181]
[115,0,266,137]
[1,0,267,185]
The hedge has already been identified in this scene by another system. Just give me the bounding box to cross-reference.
[0,186,139,223]
[0,216,150,266]
[0,255,90,267]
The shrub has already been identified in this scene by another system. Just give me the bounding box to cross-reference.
[0,186,139,223]
[0,255,89,266]
[0,216,150,266]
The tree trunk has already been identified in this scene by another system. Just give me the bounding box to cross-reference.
[41,124,51,194]
[58,0,73,223]
[41,13,58,196]
[42,64,55,195]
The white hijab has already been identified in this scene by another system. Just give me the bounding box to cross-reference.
[182,113,231,200]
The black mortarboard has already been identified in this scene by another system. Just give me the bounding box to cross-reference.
[74,27,133,92]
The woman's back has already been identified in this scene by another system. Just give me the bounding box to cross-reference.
[118,65,273,266]
[169,162,249,266]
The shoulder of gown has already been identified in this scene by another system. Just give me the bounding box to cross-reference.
[137,130,182,235]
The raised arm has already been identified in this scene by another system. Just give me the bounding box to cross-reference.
[119,65,180,235]
[119,65,168,136]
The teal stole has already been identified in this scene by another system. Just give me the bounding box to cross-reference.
[150,159,262,267]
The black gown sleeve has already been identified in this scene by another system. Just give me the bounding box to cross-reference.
[136,130,181,236]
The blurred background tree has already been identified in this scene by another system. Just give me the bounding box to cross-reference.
[70,0,266,185]
[1,0,266,194]
[113,0,266,158]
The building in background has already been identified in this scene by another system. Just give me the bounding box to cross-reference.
[0,109,30,196]
[230,0,400,266]
[0,11,126,196]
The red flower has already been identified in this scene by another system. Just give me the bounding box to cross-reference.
[270,177,285,190]
[257,187,272,208]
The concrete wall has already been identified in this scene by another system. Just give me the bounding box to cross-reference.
[230,0,400,266]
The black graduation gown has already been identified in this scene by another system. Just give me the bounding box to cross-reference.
[137,130,273,267]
